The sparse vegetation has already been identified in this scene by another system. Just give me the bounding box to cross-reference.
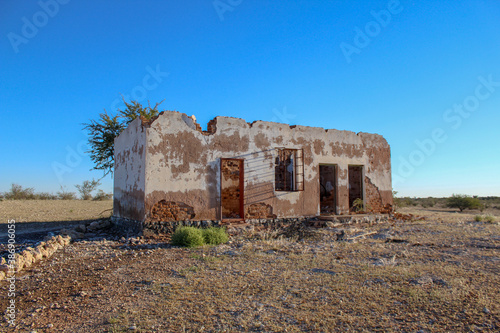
[171,226,205,248]
[352,198,365,212]
[446,194,482,212]
[56,186,77,200]
[36,192,59,200]
[202,226,229,245]
[84,99,163,176]
[0,202,499,332]
[92,189,113,201]
[420,197,437,208]
[171,226,229,247]
[0,183,113,201]
[484,215,496,223]
[3,183,36,200]
[75,178,101,200]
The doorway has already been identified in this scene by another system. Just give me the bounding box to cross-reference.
[319,164,337,215]
[348,165,363,212]
[220,158,244,220]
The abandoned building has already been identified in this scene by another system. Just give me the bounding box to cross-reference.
[113,111,392,228]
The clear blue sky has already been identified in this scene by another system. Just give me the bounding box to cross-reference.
[1,0,499,197]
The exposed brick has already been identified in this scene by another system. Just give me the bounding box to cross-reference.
[148,200,195,222]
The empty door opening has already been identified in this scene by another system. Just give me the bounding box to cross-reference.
[220,159,244,220]
[348,165,363,212]
[319,164,337,215]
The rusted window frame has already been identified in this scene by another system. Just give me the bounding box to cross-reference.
[274,148,304,192]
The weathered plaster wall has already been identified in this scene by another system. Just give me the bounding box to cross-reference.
[113,118,146,221]
[122,111,393,221]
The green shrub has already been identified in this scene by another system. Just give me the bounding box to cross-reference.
[352,198,365,212]
[474,215,483,222]
[202,227,229,245]
[171,226,205,248]
[446,194,482,212]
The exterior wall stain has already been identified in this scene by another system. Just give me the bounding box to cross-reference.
[114,111,392,222]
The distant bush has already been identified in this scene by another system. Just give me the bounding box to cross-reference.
[93,189,113,201]
[474,215,483,222]
[57,187,77,200]
[420,197,437,208]
[3,184,36,200]
[202,227,229,245]
[446,194,482,212]
[35,192,59,200]
[75,178,101,200]
[171,226,205,248]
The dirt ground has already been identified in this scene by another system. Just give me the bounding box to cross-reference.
[0,202,499,332]
[0,200,113,223]
[0,200,113,244]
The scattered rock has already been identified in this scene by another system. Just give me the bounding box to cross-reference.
[222,250,240,256]
[75,224,87,233]
[87,221,100,231]
[371,232,389,240]
[61,229,84,239]
[363,278,387,286]
[371,256,397,266]
[311,268,336,275]
[409,275,447,287]
[385,238,409,243]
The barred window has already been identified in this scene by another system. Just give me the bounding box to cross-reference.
[275,148,304,191]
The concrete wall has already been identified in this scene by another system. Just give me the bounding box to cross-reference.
[113,118,147,221]
[114,111,392,221]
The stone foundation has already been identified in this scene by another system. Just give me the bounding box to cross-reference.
[140,214,391,236]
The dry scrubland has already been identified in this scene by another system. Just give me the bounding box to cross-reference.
[0,202,499,332]
[0,200,113,223]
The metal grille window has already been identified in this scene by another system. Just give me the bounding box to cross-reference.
[275,148,304,191]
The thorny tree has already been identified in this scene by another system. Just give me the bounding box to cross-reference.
[75,178,101,200]
[84,99,163,176]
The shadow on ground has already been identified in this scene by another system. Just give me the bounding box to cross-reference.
[0,220,96,244]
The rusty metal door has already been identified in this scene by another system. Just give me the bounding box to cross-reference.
[220,158,244,221]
